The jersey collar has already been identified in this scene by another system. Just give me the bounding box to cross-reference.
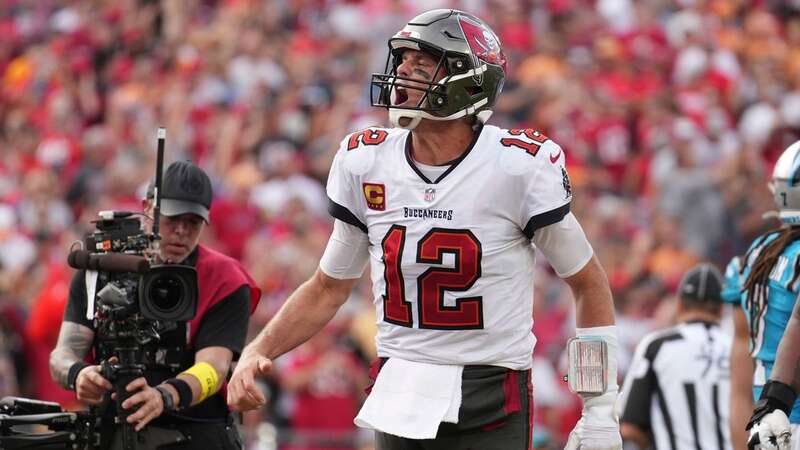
[404,124,484,184]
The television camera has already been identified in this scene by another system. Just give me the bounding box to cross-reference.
[0,128,198,450]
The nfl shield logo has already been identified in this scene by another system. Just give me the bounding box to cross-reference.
[424,188,436,202]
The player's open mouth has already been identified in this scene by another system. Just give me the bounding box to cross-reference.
[394,86,409,105]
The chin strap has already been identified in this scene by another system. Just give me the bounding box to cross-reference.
[389,109,423,130]
[388,106,493,130]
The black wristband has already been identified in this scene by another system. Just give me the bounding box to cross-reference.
[155,385,175,412]
[66,362,91,391]
[761,380,798,415]
[164,378,193,410]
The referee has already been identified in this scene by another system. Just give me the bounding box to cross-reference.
[617,263,732,450]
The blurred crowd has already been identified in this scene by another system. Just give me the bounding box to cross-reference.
[1,0,799,449]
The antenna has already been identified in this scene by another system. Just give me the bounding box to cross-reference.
[151,127,166,243]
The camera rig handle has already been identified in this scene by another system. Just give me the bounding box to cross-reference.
[101,352,145,450]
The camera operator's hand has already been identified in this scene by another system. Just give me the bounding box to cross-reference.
[121,377,165,432]
[75,365,113,405]
[227,352,272,412]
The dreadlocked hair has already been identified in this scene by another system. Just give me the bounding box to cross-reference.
[741,225,800,349]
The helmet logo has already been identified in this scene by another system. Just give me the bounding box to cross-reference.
[459,17,507,74]
[396,29,419,39]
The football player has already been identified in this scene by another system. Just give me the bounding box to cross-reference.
[728,141,800,450]
[228,9,621,450]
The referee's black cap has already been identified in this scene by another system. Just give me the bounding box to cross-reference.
[678,263,724,303]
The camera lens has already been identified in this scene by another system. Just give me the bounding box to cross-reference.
[146,274,185,312]
[139,265,197,321]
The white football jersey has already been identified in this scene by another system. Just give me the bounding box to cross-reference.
[326,124,573,370]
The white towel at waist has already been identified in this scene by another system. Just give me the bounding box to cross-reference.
[354,358,463,439]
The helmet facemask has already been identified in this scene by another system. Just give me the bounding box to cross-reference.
[371,45,452,129]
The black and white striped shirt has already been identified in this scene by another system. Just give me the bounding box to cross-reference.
[617,321,732,450]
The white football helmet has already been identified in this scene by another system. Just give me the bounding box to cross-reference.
[770,140,800,224]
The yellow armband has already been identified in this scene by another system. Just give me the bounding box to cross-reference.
[180,362,220,402]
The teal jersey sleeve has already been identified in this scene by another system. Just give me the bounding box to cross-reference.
[721,256,742,305]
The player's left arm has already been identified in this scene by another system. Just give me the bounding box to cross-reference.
[531,212,615,331]
[563,254,615,328]
[533,211,620,450]
[562,255,621,450]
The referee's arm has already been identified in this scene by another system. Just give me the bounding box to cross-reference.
[618,339,656,450]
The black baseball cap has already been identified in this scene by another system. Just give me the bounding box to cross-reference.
[147,161,212,223]
[678,263,724,302]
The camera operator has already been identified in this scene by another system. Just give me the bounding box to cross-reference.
[49,161,260,450]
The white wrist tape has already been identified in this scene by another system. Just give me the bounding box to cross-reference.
[567,325,619,396]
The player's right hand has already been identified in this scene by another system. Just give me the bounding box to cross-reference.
[75,365,113,405]
[226,352,272,412]
[747,409,792,450]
